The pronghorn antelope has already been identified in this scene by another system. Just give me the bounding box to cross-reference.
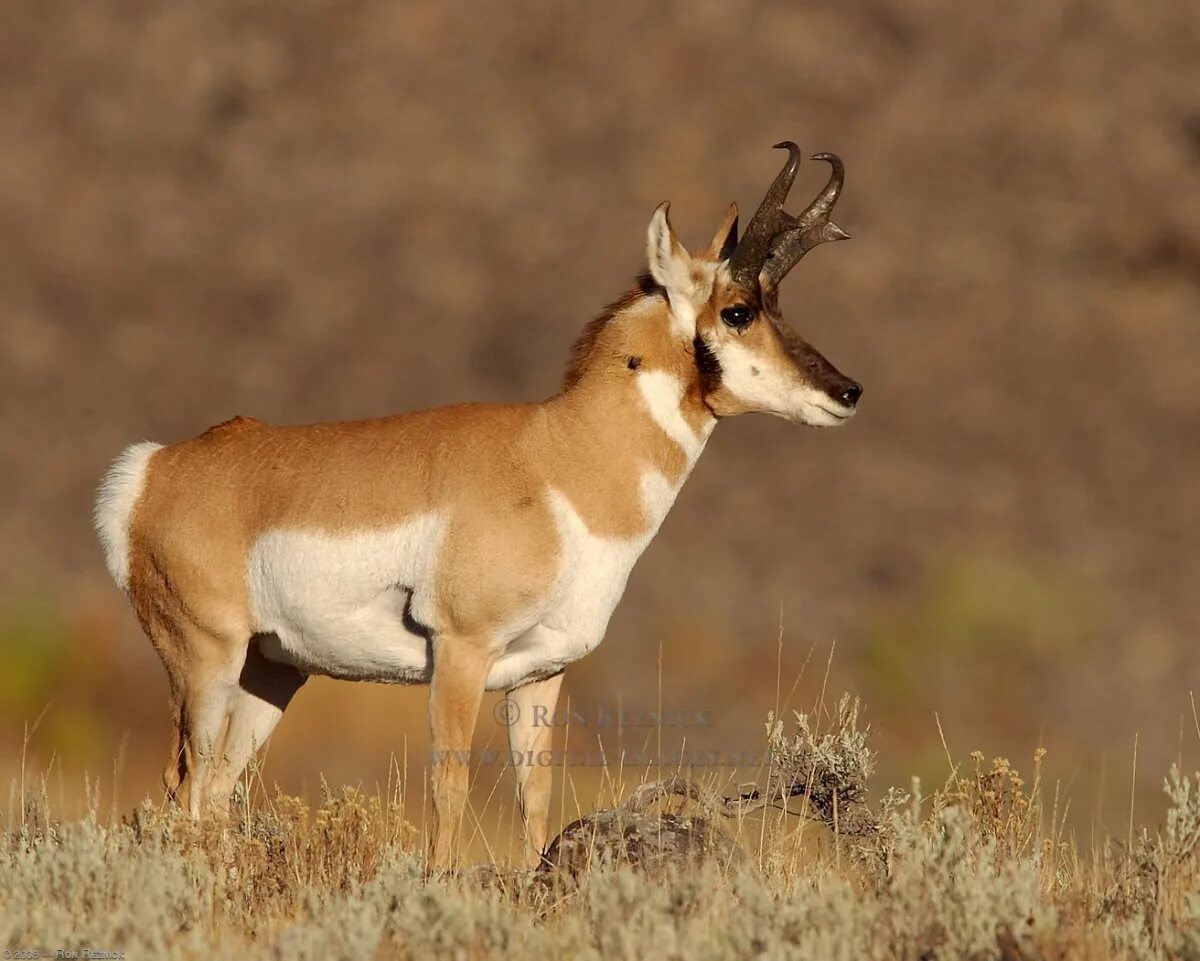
[94,142,862,869]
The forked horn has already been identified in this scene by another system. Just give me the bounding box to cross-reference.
[727,143,850,292]
[727,141,802,291]
[760,153,849,289]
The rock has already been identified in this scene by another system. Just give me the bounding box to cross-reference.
[536,807,746,889]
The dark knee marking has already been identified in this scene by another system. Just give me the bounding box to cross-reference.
[242,638,307,710]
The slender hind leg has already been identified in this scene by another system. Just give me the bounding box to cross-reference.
[428,634,493,872]
[164,697,186,801]
[179,664,238,817]
[130,568,253,816]
[133,614,221,812]
[506,671,564,865]
[207,640,306,806]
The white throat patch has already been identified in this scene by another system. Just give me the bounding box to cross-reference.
[635,369,713,464]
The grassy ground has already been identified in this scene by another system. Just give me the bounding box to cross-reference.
[3,696,1199,960]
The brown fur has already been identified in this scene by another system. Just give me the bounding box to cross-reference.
[123,275,712,867]
[111,201,858,869]
[563,272,663,390]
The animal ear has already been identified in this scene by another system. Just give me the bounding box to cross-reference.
[646,202,694,300]
[699,202,739,262]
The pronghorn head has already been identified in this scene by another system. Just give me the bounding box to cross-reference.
[646,142,862,427]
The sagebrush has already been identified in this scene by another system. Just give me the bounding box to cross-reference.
[3,698,1199,960]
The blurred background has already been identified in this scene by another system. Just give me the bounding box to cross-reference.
[1,0,1197,844]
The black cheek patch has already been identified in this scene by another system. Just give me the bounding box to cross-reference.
[693,334,723,395]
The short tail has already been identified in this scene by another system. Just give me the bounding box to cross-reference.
[94,441,163,590]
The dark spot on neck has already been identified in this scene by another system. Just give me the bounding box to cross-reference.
[562,272,666,390]
[627,356,641,370]
[693,334,722,395]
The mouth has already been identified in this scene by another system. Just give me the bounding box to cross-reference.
[785,389,859,427]
[817,405,854,422]
[785,403,854,428]
[799,402,855,428]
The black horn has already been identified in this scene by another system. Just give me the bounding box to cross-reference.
[727,141,802,291]
[759,153,849,290]
[727,144,850,292]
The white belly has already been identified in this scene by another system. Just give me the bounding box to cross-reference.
[247,370,713,691]
[244,499,650,691]
[248,515,446,683]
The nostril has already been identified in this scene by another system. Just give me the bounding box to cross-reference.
[840,383,863,407]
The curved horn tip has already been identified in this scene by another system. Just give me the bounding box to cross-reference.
[811,151,845,168]
[772,140,802,154]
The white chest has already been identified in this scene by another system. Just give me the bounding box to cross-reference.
[542,474,667,634]
[538,372,713,648]
[487,375,715,691]
[484,473,679,690]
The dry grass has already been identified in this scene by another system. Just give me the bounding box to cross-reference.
[3,697,1199,960]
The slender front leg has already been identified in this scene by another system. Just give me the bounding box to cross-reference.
[505,671,565,865]
[427,634,493,872]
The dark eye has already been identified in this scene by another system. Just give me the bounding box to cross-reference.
[720,305,756,329]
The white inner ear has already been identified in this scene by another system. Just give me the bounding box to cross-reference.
[646,207,700,338]
[647,208,692,293]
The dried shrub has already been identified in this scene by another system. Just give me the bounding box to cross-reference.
[4,695,1199,960]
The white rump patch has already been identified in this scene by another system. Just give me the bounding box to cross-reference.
[94,441,162,590]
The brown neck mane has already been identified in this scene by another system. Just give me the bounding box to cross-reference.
[561,272,665,392]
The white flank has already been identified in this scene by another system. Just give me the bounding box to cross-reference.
[94,441,163,590]
[244,374,716,692]
[247,514,448,683]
